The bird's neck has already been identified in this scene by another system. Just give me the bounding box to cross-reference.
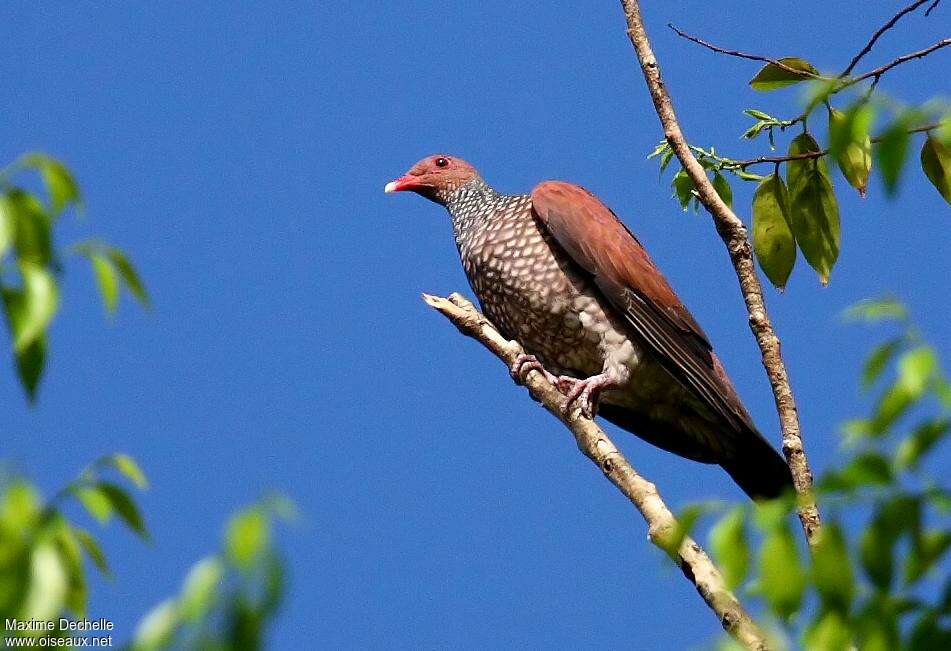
[444,178,501,239]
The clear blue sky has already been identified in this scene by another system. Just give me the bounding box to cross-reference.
[3,1,949,648]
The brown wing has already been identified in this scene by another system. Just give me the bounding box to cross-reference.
[530,180,755,435]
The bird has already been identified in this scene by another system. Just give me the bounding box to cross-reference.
[385,154,793,500]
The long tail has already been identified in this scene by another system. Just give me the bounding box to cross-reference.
[719,433,793,500]
[599,404,793,501]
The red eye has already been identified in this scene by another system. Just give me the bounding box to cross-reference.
[435,157,449,168]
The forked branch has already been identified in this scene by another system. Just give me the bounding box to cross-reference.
[423,292,769,650]
[620,0,822,546]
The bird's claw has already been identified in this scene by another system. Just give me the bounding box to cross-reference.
[556,374,615,419]
[509,354,559,386]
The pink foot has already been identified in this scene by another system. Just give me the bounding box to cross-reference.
[509,354,559,386]
[555,373,618,419]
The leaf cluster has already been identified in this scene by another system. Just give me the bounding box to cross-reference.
[648,59,951,290]
[680,300,949,650]
[128,495,294,651]
[0,154,149,401]
[0,455,148,641]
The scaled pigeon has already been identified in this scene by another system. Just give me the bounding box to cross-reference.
[386,155,793,500]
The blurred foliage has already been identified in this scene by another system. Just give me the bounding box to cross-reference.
[0,455,148,643]
[647,48,951,289]
[677,299,949,650]
[129,496,293,651]
[0,154,148,401]
[0,458,291,650]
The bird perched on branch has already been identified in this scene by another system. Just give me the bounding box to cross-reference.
[385,154,793,500]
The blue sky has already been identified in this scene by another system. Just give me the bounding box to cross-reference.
[3,1,949,648]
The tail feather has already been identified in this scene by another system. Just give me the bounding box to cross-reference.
[599,403,793,501]
[719,435,794,501]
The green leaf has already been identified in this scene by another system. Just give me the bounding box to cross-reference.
[920,135,951,204]
[647,140,669,159]
[91,254,118,314]
[711,170,733,208]
[98,482,148,538]
[749,57,820,91]
[7,188,52,265]
[21,153,81,215]
[787,133,840,284]
[895,418,950,471]
[73,527,110,575]
[73,486,114,524]
[226,508,270,569]
[54,519,88,615]
[0,194,16,258]
[744,109,775,121]
[821,452,893,491]
[875,120,910,196]
[870,384,913,435]
[132,599,178,651]
[759,524,805,619]
[742,121,769,140]
[709,506,748,589]
[861,338,902,390]
[11,262,58,352]
[908,611,951,651]
[897,346,937,399]
[671,170,695,210]
[860,523,894,591]
[812,523,855,614]
[752,173,796,289]
[658,148,675,174]
[178,557,223,622]
[905,530,951,585]
[803,609,852,651]
[860,496,920,590]
[12,332,45,401]
[21,542,68,622]
[829,105,872,197]
[736,169,767,182]
[658,504,703,557]
[842,297,907,322]
[107,453,149,489]
[108,247,150,308]
[260,553,286,614]
[2,480,42,531]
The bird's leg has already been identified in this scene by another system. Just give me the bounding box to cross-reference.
[555,372,622,419]
[509,353,560,386]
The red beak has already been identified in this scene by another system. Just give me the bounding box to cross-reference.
[384,175,424,193]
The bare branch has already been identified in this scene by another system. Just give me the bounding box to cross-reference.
[925,0,942,17]
[620,0,822,546]
[423,292,770,650]
[844,38,951,88]
[670,5,948,127]
[841,0,935,76]
[668,24,828,80]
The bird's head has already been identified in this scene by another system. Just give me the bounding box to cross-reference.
[384,154,478,204]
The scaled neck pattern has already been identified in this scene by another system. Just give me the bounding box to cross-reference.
[444,178,503,239]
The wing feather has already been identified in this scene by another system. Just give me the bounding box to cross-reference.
[530,180,755,435]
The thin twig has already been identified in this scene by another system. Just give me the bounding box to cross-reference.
[702,122,944,170]
[845,39,951,89]
[925,0,942,17]
[423,292,770,650]
[668,24,829,80]
[621,0,822,547]
[840,0,934,76]
[670,8,949,122]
